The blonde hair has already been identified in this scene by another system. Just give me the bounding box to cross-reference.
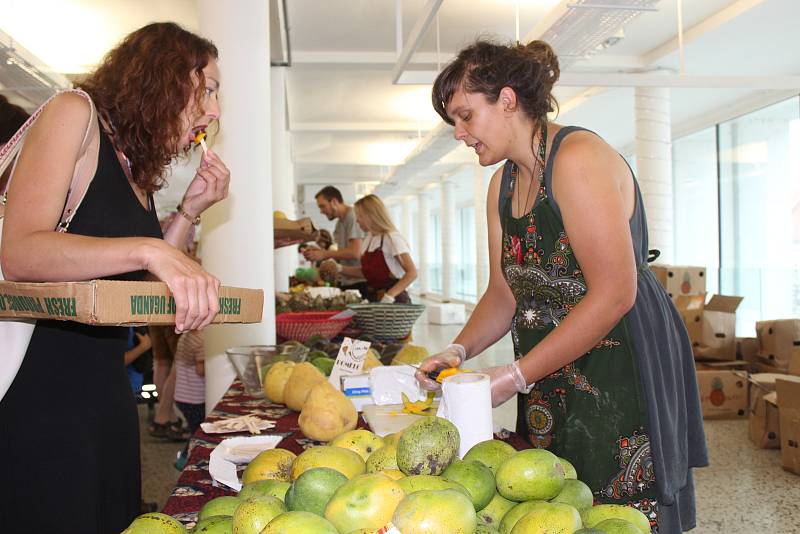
[354,194,397,234]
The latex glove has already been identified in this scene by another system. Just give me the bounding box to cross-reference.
[380,293,395,304]
[480,360,532,408]
[415,344,467,391]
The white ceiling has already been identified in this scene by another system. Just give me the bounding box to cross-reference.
[2,0,799,213]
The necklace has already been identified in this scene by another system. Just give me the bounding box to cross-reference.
[512,121,548,218]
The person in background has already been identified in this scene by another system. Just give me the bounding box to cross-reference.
[0,23,228,532]
[124,327,153,391]
[173,329,205,470]
[325,194,417,303]
[303,185,367,295]
[416,39,707,533]
[0,94,31,192]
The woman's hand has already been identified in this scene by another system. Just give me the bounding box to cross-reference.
[415,344,467,391]
[180,149,230,217]
[141,239,220,332]
[479,361,530,407]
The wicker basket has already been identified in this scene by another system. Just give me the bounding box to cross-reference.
[347,303,425,342]
[275,311,352,342]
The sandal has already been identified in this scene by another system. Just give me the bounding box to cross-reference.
[148,419,185,439]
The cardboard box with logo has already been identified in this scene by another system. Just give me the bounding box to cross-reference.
[755,319,800,371]
[676,294,743,361]
[651,265,706,300]
[748,373,800,449]
[695,361,748,419]
[776,378,800,476]
[0,280,263,326]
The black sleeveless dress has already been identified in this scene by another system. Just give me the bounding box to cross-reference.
[0,127,162,533]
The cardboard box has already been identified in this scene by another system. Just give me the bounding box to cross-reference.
[736,336,760,363]
[755,319,800,370]
[776,378,800,475]
[748,373,800,448]
[652,265,706,300]
[677,294,743,361]
[695,362,748,419]
[428,302,465,325]
[0,280,263,326]
[274,217,317,249]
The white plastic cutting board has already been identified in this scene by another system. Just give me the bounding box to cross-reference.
[362,403,438,437]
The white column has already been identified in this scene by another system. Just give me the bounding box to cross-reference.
[474,165,489,296]
[401,198,412,245]
[416,191,430,294]
[198,0,275,412]
[635,87,674,263]
[441,178,456,300]
[271,66,297,293]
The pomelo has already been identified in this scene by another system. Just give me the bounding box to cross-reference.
[324,473,405,532]
[495,449,565,501]
[442,459,496,510]
[498,501,549,534]
[380,468,405,480]
[550,479,594,510]
[239,480,290,502]
[242,448,296,484]
[396,474,469,497]
[558,457,578,479]
[594,518,642,534]
[290,445,366,480]
[396,416,460,476]
[463,439,517,475]
[392,488,478,534]
[509,502,582,534]
[260,511,338,533]
[198,496,240,520]
[330,429,385,461]
[580,505,651,534]
[365,443,398,472]
[477,492,516,528]
[121,513,186,533]
[285,467,348,516]
[231,496,285,534]
[193,515,232,533]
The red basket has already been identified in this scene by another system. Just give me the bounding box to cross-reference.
[275,311,352,343]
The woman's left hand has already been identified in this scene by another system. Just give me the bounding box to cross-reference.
[181,149,230,216]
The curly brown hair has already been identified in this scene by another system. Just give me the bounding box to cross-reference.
[432,39,559,126]
[79,22,218,192]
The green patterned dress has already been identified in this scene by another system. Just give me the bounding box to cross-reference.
[500,127,707,533]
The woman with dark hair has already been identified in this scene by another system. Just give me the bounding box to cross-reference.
[415,39,707,533]
[0,23,229,531]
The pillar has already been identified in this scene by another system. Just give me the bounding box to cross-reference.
[474,165,489,296]
[635,87,674,263]
[416,190,430,294]
[271,66,297,293]
[440,178,456,300]
[198,0,275,412]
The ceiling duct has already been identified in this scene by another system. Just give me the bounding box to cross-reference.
[0,30,70,111]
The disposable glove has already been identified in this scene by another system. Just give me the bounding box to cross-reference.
[480,360,532,407]
[415,343,467,391]
[380,293,395,304]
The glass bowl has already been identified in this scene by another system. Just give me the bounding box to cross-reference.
[226,344,309,397]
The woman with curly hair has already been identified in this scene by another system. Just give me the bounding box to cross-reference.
[416,39,707,533]
[0,23,228,531]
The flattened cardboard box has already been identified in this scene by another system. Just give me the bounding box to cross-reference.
[695,364,748,419]
[651,265,706,300]
[776,378,800,476]
[755,319,800,370]
[0,280,263,326]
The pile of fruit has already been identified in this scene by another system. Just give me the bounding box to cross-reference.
[124,413,652,534]
[275,289,362,314]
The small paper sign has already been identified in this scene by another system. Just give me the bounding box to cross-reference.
[329,337,371,390]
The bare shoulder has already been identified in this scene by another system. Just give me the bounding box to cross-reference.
[28,92,93,147]
[487,164,505,195]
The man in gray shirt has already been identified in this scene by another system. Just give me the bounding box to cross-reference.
[303,186,367,293]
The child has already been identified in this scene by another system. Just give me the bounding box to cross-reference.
[173,329,205,469]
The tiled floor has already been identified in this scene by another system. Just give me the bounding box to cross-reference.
[409,302,800,534]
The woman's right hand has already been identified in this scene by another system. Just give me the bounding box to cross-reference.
[415,343,467,391]
[140,239,220,332]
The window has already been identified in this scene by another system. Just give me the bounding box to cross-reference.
[718,96,800,334]
[429,211,442,294]
[455,205,477,301]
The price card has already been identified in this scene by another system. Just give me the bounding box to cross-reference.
[328,337,371,390]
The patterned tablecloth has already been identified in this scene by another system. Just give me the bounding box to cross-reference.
[162,380,530,526]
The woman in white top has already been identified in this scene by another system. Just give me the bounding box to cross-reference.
[331,194,417,303]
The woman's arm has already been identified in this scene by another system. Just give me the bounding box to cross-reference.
[339,265,364,278]
[516,132,637,384]
[0,93,220,332]
[387,252,417,297]
[124,331,152,365]
[452,167,517,358]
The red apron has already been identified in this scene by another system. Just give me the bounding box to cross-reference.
[360,235,410,303]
